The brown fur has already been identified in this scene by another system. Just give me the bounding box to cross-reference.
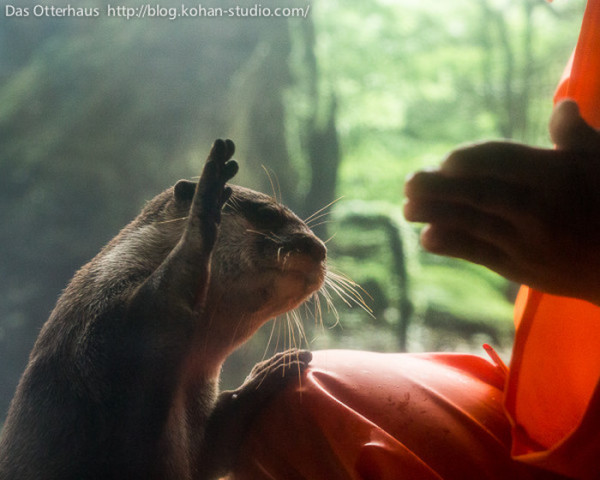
[0,139,325,480]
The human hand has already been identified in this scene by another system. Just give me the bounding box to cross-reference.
[403,100,600,305]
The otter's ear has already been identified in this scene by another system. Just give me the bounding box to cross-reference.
[174,180,197,202]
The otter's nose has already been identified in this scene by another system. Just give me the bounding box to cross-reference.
[288,234,327,262]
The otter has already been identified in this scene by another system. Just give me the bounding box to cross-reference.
[0,139,326,480]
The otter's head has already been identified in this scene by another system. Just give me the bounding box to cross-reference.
[171,179,327,342]
[213,185,327,321]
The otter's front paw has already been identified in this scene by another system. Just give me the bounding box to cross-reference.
[202,350,311,477]
[194,138,239,224]
[239,349,312,396]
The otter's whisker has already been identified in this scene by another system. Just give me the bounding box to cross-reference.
[297,312,309,347]
[305,211,332,228]
[268,231,284,242]
[324,280,352,308]
[262,319,280,361]
[309,294,323,330]
[274,319,284,357]
[323,232,337,245]
[324,271,373,317]
[228,313,248,354]
[226,194,243,214]
[285,311,307,380]
[287,314,295,353]
[298,293,325,333]
[318,285,341,328]
[313,292,325,330]
[303,196,344,225]
[261,165,282,204]
[289,308,308,348]
[305,220,334,230]
[273,172,282,205]
[156,216,189,225]
[328,271,374,304]
[304,207,339,228]
[245,229,284,245]
[245,228,268,238]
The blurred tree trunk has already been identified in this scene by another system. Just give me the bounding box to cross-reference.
[478,0,537,140]
[226,25,299,204]
[305,97,340,240]
[225,10,341,236]
[296,15,341,240]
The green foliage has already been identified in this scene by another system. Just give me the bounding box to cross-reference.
[316,0,584,146]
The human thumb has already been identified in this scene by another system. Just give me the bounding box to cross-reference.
[549,99,600,153]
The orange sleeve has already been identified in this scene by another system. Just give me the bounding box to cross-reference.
[505,2,600,477]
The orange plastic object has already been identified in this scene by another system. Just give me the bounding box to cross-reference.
[232,350,563,480]
[505,1,600,478]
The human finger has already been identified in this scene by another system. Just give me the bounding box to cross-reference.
[424,221,600,302]
[404,199,517,249]
[420,225,515,276]
[440,141,558,184]
[404,170,532,220]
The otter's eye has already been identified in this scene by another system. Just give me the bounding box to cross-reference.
[256,204,285,228]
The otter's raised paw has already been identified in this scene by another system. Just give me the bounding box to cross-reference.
[194,138,239,224]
